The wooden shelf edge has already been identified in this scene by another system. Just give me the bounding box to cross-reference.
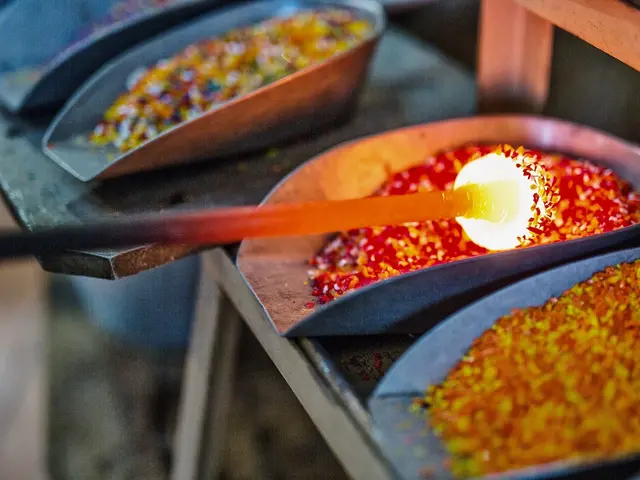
[514,0,640,72]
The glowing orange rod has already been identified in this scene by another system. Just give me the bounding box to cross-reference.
[0,149,556,260]
[173,182,516,241]
[0,182,506,260]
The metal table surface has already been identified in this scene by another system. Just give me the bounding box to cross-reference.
[0,27,475,478]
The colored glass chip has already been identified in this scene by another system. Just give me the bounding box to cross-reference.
[88,9,373,152]
[308,145,640,305]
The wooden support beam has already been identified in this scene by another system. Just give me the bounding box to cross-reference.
[477,0,554,113]
[515,0,640,72]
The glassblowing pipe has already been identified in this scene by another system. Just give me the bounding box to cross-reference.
[0,151,554,260]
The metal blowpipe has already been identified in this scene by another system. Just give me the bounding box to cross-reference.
[0,181,515,261]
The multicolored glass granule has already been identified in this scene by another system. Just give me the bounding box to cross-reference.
[308,145,640,305]
[88,9,373,152]
[415,260,640,477]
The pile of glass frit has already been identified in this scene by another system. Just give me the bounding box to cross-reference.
[89,8,373,152]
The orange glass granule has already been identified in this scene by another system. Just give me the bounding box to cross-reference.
[417,260,640,477]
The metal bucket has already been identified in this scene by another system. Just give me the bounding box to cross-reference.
[69,254,201,348]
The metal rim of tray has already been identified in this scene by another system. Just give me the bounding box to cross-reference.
[381,0,442,13]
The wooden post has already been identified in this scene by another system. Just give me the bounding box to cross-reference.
[477,0,554,113]
[0,203,48,480]
[514,0,640,72]
[172,257,241,480]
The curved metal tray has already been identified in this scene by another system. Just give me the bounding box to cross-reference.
[0,0,225,113]
[368,246,640,480]
[42,0,385,181]
[236,115,640,337]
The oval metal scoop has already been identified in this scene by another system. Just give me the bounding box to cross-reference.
[42,0,385,181]
[369,246,640,480]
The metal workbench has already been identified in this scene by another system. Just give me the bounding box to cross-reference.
[0,28,475,479]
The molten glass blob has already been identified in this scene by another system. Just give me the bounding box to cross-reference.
[454,148,557,251]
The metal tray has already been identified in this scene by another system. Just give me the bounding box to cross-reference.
[0,0,225,113]
[42,0,385,181]
[236,115,640,337]
[368,246,640,480]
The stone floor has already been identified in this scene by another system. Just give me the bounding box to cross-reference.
[48,275,347,480]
